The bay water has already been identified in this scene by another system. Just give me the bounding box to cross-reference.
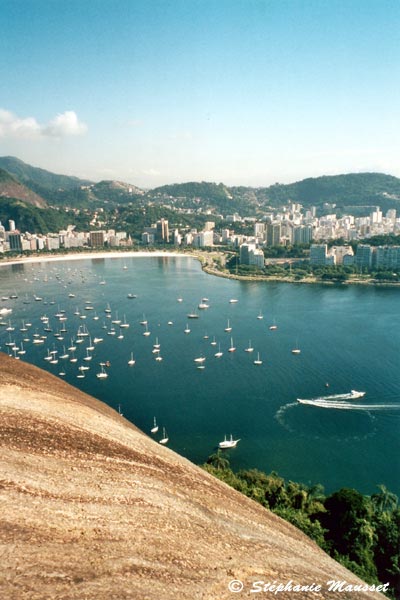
[1,255,399,495]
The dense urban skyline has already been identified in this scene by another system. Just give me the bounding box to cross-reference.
[1,0,399,187]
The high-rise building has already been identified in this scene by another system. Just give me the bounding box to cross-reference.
[331,245,354,265]
[293,225,313,245]
[254,222,265,238]
[89,230,106,247]
[265,223,281,246]
[8,232,22,251]
[239,243,264,268]
[310,244,328,265]
[355,244,374,269]
[156,219,169,243]
[375,246,400,269]
[370,207,382,224]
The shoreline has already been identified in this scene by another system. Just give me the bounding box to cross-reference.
[0,250,190,268]
[1,248,399,287]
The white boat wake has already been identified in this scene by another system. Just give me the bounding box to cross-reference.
[296,399,400,411]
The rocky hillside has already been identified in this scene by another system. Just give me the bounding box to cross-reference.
[0,168,47,208]
[0,354,386,599]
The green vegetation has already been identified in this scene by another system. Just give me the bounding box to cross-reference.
[203,454,400,598]
[262,173,400,212]
[0,198,80,234]
[0,156,91,190]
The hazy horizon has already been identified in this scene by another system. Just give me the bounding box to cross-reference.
[1,0,399,188]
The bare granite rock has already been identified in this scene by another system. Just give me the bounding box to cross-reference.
[0,353,387,599]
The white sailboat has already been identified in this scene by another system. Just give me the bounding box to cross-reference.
[228,337,236,352]
[17,342,26,355]
[291,339,301,354]
[184,323,191,334]
[96,365,108,379]
[194,354,206,364]
[159,428,169,444]
[128,352,136,366]
[253,352,263,365]
[215,343,223,358]
[120,315,129,328]
[219,434,240,449]
[151,417,159,433]
[224,319,232,332]
[244,339,254,352]
[269,319,278,330]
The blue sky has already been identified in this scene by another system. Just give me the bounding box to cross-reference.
[0,0,399,187]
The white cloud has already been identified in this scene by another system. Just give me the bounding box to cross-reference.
[0,108,87,139]
[43,111,87,137]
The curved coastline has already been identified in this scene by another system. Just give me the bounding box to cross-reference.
[1,248,399,287]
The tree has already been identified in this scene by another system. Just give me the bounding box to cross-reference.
[371,484,398,514]
[206,450,230,471]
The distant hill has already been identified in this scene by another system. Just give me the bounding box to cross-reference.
[1,157,400,215]
[0,157,145,206]
[151,181,231,200]
[148,174,400,214]
[260,173,400,212]
[0,168,47,208]
[148,181,249,214]
[0,156,92,191]
[89,179,144,203]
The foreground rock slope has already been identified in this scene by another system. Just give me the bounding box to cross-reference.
[0,354,386,599]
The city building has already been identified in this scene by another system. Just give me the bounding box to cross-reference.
[310,244,328,265]
[239,243,265,268]
[265,223,281,246]
[355,244,375,269]
[156,219,169,243]
[8,232,22,251]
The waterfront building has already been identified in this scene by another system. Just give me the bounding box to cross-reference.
[142,232,155,245]
[310,244,328,265]
[239,243,265,268]
[8,231,22,251]
[375,246,400,270]
[173,229,182,245]
[89,230,106,247]
[156,219,169,243]
[193,230,213,248]
[355,244,375,269]
[46,235,60,251]
[331,245,354,265]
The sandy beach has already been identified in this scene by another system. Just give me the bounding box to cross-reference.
[0,250,191,268]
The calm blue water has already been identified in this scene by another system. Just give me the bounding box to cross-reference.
[1,256,399,495]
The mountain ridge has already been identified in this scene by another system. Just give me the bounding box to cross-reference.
[0,167,47,208]
[0,353,385,600]
[1,156,400,213]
